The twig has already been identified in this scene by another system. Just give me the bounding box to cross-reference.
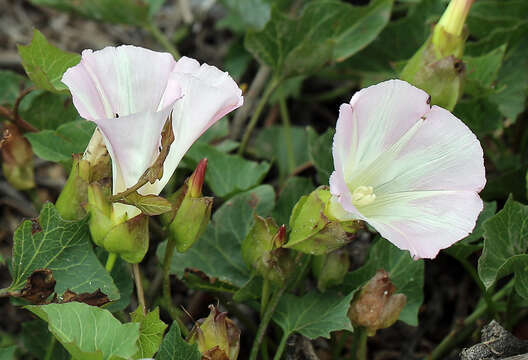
[231,66,272,140]
[429,279,515,359]
[145,22,181,60]
[133,263,147,315]
[238,77,281,156]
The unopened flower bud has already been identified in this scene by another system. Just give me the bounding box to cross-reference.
[348,269,407,336]
[165,159,213,252]
[242,216,293,285]
[312,249,350,292]
[56,129,111,220]
[56,155,90,220]
[432,0,474,58]
[86,181,149,263]
[1,122,34,190]
[285,186,362,255]
[188,305,240,360]
[400,0,473,110]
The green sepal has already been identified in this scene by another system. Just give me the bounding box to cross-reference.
[400,37,465,111]
[312,249,350,292]
[286,186,361,255]
[169,194,213,253]
[56,155,90,220]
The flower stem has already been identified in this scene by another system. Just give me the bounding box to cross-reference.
[353,327,368,360]
[429,279,514,359]
[161,239,189,336]
[105,253,117,272]
[249,286,286,360]
[261,278,271,317]
[132,263,147,315]
[238,77,281,156]
[145,21,181,60]
[43,336,56,360]
[272,332,289,360]
[279,97,295,176]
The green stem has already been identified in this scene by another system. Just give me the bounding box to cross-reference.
[272,332,289,360]
[429,279,514,359]
[261,278,271,317]
[455,255,494,312]
[105,253,117,272]
[145,22,181,59]
[238,77,281,156]
[279,97,295,175]
[133,263,147,315]
[44,336,56,360]
[354,327,368,360]
[249,286,286,360]
[161,239,189,336]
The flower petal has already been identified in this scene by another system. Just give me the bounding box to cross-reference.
[95,105,174,195]
[62,45,180,121]
[332,79,430,183]
[364,191,483,259]
[142,57,243,194]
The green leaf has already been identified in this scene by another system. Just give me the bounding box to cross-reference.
[342,239,424,326]
[25,121,96,163]
[29,0,154,25]
[185,142,270,198]
[307,127,334,184]
[157,185,275,287]
[20,91,80,130]
[0,70,30,106]
[253,126,309,180]
[272,291,354,339]
[245,0,392,78]
[7,203,119,300]
[131,307,167,359]
[17,29,80,93]
[478,196,528,298]
[220,0,271,30]
[454,97,503,136]
[21,320,69,360]
[155,322,201,360]
[272,176,314,228]
[26,302,139,360]
[0,346,16,360]
[463,44,507,95]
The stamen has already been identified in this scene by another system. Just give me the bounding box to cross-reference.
[351,186,376,207]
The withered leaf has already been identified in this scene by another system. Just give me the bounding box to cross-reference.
[17,269,56,304]
[61,289,110,307]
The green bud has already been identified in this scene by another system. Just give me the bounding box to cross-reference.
[400,39,465,111]
[56,128,111,220]
[285,186,362,255]
[400,0,474,110]
[348,270,407,336]
[56,155,90,220]
[312,249,350,292]
[1,122,34,190]
[166,158,213,252]
[432,0,474,58]
[86,181,149,264]
[242,216,293,285]
[188,305,240,360]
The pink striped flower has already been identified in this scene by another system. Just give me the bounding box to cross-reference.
[328,79,485,259]
[62,45,243,218]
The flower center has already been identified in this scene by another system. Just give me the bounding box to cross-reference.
[351,185,376,207]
